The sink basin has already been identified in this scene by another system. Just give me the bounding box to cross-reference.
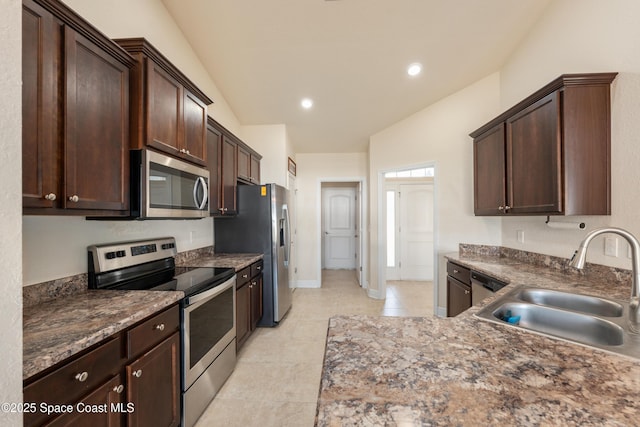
[512,287,624,317]
[491,302,624,346]
[474,285,640,360]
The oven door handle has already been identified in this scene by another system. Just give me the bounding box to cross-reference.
[184,275,236,307]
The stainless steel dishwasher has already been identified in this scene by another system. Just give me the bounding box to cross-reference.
[471,270,507,305]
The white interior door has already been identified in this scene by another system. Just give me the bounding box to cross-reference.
[322,186,357,270]
[399,184,434,280]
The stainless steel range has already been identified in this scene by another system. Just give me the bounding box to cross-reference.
[88,237,236,427]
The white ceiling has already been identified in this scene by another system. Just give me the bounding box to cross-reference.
[162,0,552,153]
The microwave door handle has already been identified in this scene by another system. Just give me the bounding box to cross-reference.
[193,177,208,210]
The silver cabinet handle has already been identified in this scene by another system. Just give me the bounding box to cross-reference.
[186,150,190,155]
[154,323,165,331]
[44,193,57,201]
[505,205,511,210]
[75,372,89,382]
[68,195,79,202]
[498,206,504,211]
[256,266,262,271]
[453,269,459,274]
[132,370,142,378]
[464,290,470,295]
[113,385,124,394]
[242,274,248,279]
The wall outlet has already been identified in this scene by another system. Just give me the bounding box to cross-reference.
[604,236,618,257]
[189,230,195,243]
[517,230,525,244]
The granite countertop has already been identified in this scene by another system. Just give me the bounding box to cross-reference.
[178,252,263,271]
[23,289,183,380]
[316,250,640,426]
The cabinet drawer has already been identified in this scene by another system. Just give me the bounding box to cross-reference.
[447,261,470,284]
[237,266,251,287]
[251,260,263,278]
[127,305,179,359]
[24,337,123,427]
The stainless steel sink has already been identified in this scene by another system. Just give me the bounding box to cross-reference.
[490,302,624,346]
[475,285,640,359]
[512,287,624,317]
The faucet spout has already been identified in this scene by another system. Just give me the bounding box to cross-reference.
[570,227,640,334]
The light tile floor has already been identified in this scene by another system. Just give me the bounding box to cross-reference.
[194,270,433,427]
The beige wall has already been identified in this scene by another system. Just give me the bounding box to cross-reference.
[22,0,245,286]
[369,73,503,308]
[0,0,23,422]
[295,153,368,287]
[241,124,291,187]
[499,0,640,268]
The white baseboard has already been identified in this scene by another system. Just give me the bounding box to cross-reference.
[367,288,384,300]
[435,306,447,317]
[294,280,321,288]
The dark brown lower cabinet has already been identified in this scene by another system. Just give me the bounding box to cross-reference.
[236,260,264,352]
[447,276,471,317]
[250,275,263,331]
[236,279,251,350]
[126,333,180,427]
[46,375,124,427]
[23,305,180,427]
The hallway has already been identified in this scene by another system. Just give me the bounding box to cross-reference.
[195,270,433,426]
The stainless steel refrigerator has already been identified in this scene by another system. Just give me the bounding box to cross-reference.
[214,183,292,326]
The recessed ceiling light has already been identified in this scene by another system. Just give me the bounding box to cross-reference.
[301,98,313,109]
[407,63,422,77]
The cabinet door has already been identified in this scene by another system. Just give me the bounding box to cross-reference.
[126,333,180,427]
[206,122,222,215]
[221,136,238,215]
[146,58,182,156]
[64,27,129,211]
[236,282,250,350]
[506,92,562,214]
[250,275,263,331]
[22,0,59,209]
[182,89,207,165]
[250,154,261,185]
[237,145,250,182]
[45,375,124,427]
[473,123,506,215]
[446,276,471,317]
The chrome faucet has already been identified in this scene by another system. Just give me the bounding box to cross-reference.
[569,227,640,334]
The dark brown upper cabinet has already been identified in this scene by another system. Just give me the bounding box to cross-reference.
[22,0,135,216]
[114,38,212,167]
[470,73,617,216]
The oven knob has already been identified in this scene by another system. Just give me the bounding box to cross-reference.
[106,252,116,260]
[116,250,126,258]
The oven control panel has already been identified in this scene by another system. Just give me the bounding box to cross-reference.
[88,237,178,273]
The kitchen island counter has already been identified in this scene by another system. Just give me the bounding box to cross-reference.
[316,249,640,426]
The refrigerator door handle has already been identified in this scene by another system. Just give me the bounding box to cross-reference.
[282,204,290,267]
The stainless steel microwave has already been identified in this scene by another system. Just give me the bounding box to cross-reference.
[131,149,209,219]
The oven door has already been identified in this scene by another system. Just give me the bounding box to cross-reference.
[182,275,236,389]
[142,149,209,219]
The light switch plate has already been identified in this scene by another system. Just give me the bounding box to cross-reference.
[517,230,525,243]
[605,237,618,257]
